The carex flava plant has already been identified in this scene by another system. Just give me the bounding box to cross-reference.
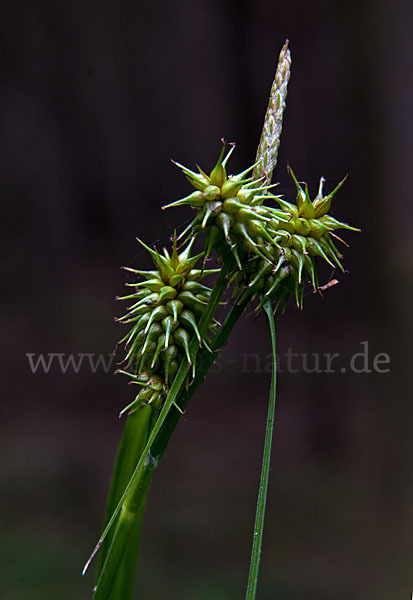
[83,40,359,599]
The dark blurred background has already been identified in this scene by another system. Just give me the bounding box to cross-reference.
[1,1,412,598]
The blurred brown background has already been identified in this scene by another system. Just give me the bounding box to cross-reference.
[1,1,412,598]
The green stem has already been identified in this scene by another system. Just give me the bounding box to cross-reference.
[245,299,277,600]
[152,290,252,457]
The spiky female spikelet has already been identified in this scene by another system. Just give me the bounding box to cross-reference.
[239,167,359,310]
[164,145,359,311]
[116,238,217,415]
[163,143,291,268]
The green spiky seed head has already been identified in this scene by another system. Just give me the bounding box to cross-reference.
[163,142,291,267]
[117,237,217,393]
[235,167,359,310]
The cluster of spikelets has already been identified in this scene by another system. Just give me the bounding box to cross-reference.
[164,143,358,310]
[116,142,357,415]
[116,238,218,416]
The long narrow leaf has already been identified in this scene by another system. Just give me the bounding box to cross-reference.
[107,489,148,599]
[98,406,153,573]
[93,457,155,600]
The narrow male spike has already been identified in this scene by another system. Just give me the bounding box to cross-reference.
[253,40,291,184]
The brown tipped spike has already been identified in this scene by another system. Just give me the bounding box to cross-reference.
[328,231,349,247]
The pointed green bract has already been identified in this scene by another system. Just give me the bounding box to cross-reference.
[164,142,289,267]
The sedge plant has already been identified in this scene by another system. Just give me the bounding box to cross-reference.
[83,40,359,599]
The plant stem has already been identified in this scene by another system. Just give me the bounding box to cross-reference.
[152,290,252,456]
[245,299,277,600]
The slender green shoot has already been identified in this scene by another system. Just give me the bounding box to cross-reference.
[245,299,277,600]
